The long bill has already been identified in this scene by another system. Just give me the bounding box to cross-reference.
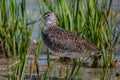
[26,17,43,26]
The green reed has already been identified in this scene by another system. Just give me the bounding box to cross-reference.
[0,0,30,57]
[100,68,113,80]
[0,0,33,79]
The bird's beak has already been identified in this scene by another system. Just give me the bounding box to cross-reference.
[26,17,43,26]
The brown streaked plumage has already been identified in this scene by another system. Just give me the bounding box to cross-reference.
[28,12,102,58]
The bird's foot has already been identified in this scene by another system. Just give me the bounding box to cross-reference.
[58,57,74,63]
[91,55,102,67]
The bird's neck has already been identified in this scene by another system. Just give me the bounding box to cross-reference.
[43,21,57,34]
[45,20,56,26]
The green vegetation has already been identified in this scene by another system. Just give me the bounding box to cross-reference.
[0,0,119,80]
[0,0,32,79]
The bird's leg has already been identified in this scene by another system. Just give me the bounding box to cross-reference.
[84,56,91,62]
[91,55,102,67]
[59,57,73,62]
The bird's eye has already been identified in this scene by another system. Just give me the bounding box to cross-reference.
[47,15,50,16]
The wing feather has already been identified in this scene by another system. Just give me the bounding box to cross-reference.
[42,26,101,55]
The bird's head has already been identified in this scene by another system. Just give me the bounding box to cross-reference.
[42,12,57,25]
[27,12,57,25]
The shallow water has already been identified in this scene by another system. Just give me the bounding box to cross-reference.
[1,53,120,80]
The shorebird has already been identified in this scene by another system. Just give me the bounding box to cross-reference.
[27,12,102,60]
